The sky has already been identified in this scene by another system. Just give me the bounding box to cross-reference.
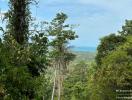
[1,0,132,47]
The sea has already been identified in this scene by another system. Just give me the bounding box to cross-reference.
[71,47,97,52]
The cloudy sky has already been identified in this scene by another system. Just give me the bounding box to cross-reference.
[1,0,132,47]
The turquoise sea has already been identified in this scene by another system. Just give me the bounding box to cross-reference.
[71,47,97,52]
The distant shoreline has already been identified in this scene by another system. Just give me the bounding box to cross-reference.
[71,47,97,52]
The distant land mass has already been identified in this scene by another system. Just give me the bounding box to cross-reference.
[71,47,97,52]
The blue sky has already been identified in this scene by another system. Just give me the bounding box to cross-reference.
[1,0,132,47]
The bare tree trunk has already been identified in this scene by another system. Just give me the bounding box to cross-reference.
[58,75,61,100]
[51,70,56,100]
[57,61,61,100]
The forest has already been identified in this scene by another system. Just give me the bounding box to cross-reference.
[0,0,132,100]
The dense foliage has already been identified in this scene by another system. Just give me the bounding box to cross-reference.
[0,0,132,100]
[0,0,78,99]
[62,20,132,100]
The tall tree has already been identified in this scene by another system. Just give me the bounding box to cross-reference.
[48,13,78,100]
[7,0,31,44]
[0,0,50,99]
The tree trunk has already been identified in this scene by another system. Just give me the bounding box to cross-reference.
[51,70,56,100]
[58,75,61,100]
